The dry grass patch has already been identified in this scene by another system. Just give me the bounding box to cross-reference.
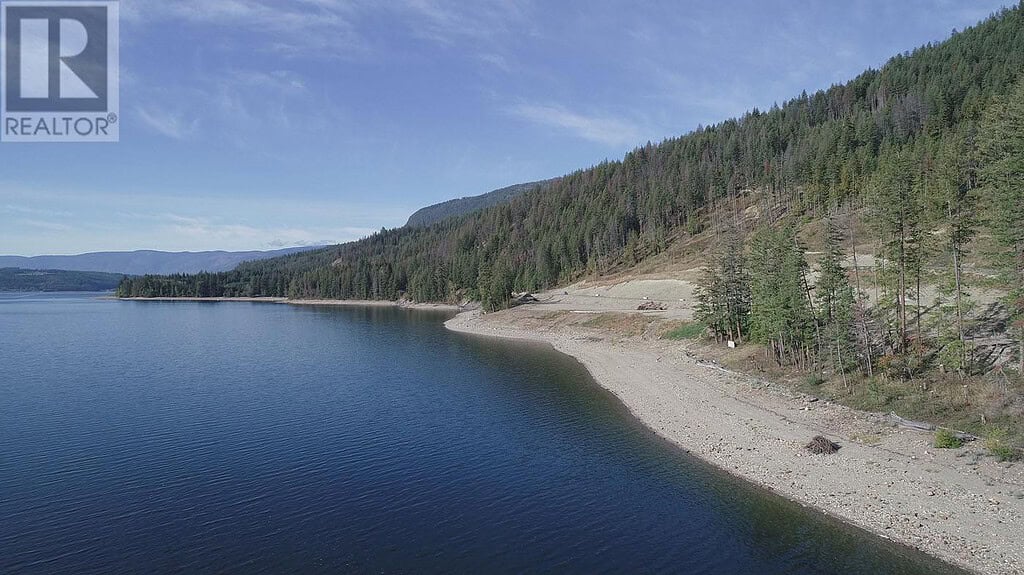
[580,313,659,337]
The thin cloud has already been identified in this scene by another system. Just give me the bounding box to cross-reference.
[123,0,367,59]
[227,70,308,93]
[506,103,641,147]
[2,204,73,218]
[16,219,74,232]
[476,53,512,72]
[136,106,199,140]
[394,0,531,44]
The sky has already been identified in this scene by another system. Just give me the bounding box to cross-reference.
[0,0,1012,256]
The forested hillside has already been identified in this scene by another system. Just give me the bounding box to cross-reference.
[1,268,124,292]
[120,5,1024,345]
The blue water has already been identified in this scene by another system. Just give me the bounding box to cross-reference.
[0,293,964,574]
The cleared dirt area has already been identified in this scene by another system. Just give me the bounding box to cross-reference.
[526,277,698,320]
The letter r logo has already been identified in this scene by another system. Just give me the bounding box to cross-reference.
[19,16,99,100]
[3,2,117,113]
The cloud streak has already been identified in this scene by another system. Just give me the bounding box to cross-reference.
[394,0,532,45]
[506,103,642,147]
[136,106,199,139]
[123,0,366,58]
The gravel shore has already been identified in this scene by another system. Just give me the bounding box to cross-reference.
[446,307,1024,575]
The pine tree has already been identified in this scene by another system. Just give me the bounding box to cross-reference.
[485,260,514,312]
[695,264,728,341]
[980,78,1024,373]
[477,259,493,310]
[695,226,749,343]
[871,147,923,363]
[817,218,856,385]
[929,128,980,376]
[748,224,814,367]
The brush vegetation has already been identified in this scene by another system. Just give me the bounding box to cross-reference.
[934,428,965,449]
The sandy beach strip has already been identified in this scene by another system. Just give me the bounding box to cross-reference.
[445,308,1024,575]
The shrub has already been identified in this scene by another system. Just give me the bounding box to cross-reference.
[663,321,706,340]
[804,373,826,387]
[985,427,1022,462]
[934,428,964,449]
[806,435,840,455]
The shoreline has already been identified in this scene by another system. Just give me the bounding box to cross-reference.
[445,308,1024,575]
[118,297,462,311]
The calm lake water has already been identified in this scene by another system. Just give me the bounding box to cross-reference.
[0,293,964,574]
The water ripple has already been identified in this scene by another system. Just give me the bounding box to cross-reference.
[0,296,965,575]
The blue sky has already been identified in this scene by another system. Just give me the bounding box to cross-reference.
[0,0,1011,256]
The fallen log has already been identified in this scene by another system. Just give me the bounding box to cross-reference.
[887,412,978,441]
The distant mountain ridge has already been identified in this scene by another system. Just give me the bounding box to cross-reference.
[0,247,319,276]
[406,179,556,227]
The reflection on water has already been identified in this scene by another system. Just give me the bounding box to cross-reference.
[0,294,965,574]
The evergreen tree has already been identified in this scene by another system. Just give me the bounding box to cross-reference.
[695,227,749,343]
[477,260,493,309]
[870,147,923,362]
[930,128,980,376]
[487,261,514,312]
[817,218,857,383]
[748,224,814,367]
[980,78,1024,372]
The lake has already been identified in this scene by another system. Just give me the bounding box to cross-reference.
[0,293,964,574]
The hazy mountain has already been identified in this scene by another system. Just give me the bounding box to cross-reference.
[406,180,555,227]
[0,247,320,276]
